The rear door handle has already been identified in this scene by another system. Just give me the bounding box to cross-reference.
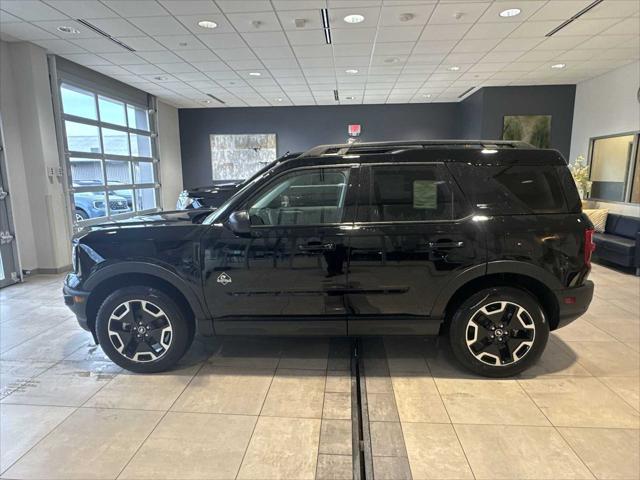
[298,242,336,252]
[427,241,464,249]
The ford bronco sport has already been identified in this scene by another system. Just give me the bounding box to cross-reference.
[63,140,595,377]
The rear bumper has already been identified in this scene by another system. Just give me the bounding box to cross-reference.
[553,280,594,329]
[63,282,91,332]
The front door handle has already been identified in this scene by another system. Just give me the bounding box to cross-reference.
[427,241,464,249]
[298,242,336,252]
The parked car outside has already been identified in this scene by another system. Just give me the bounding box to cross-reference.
[64,140,594,377]
[176,151,301,209]
[74,191,130,221]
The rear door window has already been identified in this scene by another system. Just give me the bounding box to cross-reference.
[357,164,468,222]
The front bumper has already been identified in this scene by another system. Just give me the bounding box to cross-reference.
[553,280,594,329]
[63,280,91,332]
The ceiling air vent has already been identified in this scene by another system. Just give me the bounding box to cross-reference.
[206,94,226,105]
[458,87,475,98]
[545,0,604,37]
[76,19,136,51]
[321,8,332,44]
[333,89,339,101]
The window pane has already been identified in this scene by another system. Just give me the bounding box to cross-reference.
[127,104,149,131]
[135,188,157,211]
[98,96,126,126]
[130,133,152,158]
[249,168,350,225]
[134,161,155,184]
[73,191,108,222]
[70,158,103,187]
[65,121,101,153]
[361,166,460,222]
[106,159,132,185]
[110,189,133,213]
[630,138,640,204]
[61,84,97,120]
[102,128,129,156]
[590,134,635,202]
[493,166,566,213]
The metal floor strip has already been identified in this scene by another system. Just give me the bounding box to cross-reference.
[351,338,374,479]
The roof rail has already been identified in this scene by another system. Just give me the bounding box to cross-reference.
[299,140,534,158]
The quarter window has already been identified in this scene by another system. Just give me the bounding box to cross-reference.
[359,165,465,222]
[248,168,351,226]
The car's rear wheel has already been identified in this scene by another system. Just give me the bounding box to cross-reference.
[95,286,192,373]
[449,287,549,377]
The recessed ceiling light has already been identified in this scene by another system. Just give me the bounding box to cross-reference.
[551,63,566,69]
[249,72,261,76]
[499,8,521,18]
[198,20,218,29]
[154,76,169,81]
[384,57,399,64]
[345,96,356,100]
[57,25,80,34]
[423,94,432,98]
[448,66,460,71]
[276,98,283,102]
[343,14,365,24]
[345,68,359,74]
[203,99,212,104]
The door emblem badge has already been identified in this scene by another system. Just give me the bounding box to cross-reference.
[216,272,232,285]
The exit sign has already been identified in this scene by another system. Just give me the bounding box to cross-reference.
[348,124,361,137]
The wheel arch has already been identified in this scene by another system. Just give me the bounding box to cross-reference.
[433,263,561,331]
[84,263,210,338]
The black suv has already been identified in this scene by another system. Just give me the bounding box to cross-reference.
[64,140,594,377]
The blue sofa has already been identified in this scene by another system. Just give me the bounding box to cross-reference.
[592,213,640,275]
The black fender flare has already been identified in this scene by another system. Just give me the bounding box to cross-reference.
[84,261,208,322]
[430,260,562,318]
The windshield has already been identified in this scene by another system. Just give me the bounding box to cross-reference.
[238,159,278,187]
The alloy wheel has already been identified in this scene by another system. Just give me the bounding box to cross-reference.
[465,301,536,366]
[107,299,173,362]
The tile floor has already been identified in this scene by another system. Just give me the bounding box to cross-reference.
[0,263,638,480]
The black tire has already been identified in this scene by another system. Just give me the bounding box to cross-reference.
[95,286,192,373]
[75,209,88,222]
[449,287,549,377]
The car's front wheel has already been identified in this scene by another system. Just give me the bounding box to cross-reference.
[449,287,549,377]
[95,286,192,373]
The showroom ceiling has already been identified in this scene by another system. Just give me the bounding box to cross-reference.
[0,0,638,108]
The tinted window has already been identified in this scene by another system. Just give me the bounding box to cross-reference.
[448,163,567,214]
[248,168,351,226]
[359,164,466,222]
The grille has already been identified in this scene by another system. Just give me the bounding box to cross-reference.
[109,200,128,211]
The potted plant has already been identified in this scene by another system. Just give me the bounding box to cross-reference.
[569,155,592,199]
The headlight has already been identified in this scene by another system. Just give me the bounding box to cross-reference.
[93,200,105,209]
[177,191,194,210]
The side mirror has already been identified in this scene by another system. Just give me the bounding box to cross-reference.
[227,210,251,236]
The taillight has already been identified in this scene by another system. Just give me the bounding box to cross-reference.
[584,228,596,267]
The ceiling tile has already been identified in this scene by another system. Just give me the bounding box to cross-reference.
[174,71,209,81]
[528,1,596,22]
[61,53,112,65]
[1,0,67,21]
[603,18,640,37]
[117,36,165,51]
[157,62,198,73]
[137,50,183,62]
[276,9,324,31]
[99,52,144,64]
[380,3,436,26]
[92,64,132,76]
[226,11,282,32]
[413,39,457,54]
[555,18,620,37]
[158,0,220,15]
[214,47,257,61]
[83,18,145,37]
[516,50,558,62]
[129,16,190,36]
[444,51,485,63]
[429,2,489,25]
[376,25,423,42]
[176,14,235,34]
[0,22,58,40]
[467,62,507,73]
[477,1,545,23]
[583,0,640,19]
[253,45,295,58]
[226,59,263,69]
[408,53,447,64]
[535,35,590,50]
[332,27,377,44]
[124,63,165,74]
[190,61,230,71]
[464,21,518,39]
[481,50,524,62]
[374,42,414,55]
[510,20,558,38]
[216,0,273,14]
[452,38,500,53]
[155,35,206,50]
[199,32,246,49]
[420,23,471,41]
[102,1,168,17]
[334,43,373,56]
[285,29,324,45]
[242,30,288,47]
[176,49,218,62]
[33,38,85,53]
[292,44,333,57]
[578,34,635,49]
[33,19,102,38]
[493,37,543,52]
[45,1,118,18]
[262,57,300,68]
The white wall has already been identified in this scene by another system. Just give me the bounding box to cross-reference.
[157,101,183,211]
[569,61,640,216]
[0,40,71,272]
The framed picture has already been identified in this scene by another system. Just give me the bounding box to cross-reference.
[502,115,551,148]
[210,133,277,181]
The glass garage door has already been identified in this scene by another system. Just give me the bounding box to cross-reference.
[56,80,160,228]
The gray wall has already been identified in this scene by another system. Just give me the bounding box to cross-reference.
[179,85,576,188]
